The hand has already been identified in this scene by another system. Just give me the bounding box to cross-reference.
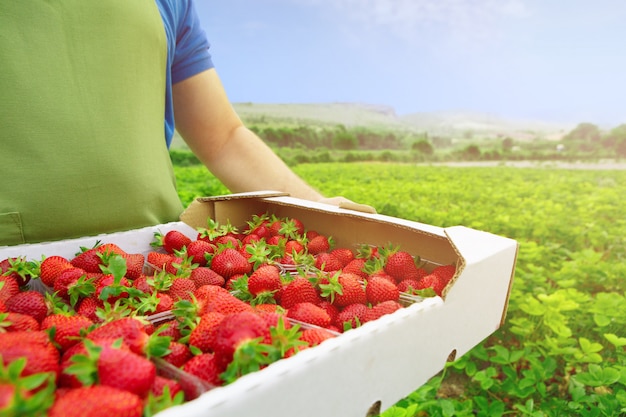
[317,196,377,214]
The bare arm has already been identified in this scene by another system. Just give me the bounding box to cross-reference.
[172,68,325,201]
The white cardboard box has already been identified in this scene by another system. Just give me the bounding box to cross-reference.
[0,192,518,417]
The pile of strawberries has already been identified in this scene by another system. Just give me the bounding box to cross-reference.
[0,212,456,417]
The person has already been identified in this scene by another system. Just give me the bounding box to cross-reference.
[0,0,361,247]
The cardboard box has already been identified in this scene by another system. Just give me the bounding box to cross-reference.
[0,192,518,417]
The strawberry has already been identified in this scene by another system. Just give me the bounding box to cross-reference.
[317,300,340,325]
[1,312,40,332]
[314,252,343,272]
[0,339,60,378]
[0,256,36,287]
[210,248,252,279]
[329,248,354,267]
[0,276,19,303]
[189,267,225,288]
[300,327,336,347]
[307,235,333,255]
[162,341,192,368]
[280,276,321,309]
[96,341,157,397]
[204,291,255,315]
[47,385,143,417]
[154,292,174,313]
[286,302,331,328]
[284,239,305,255]
[247,264,282,303]
[39,255,74,287]
[53,267,90,303]
[416,273,447,296]
[186,239,215,266]
[181,353,224,387]
[5,290,48,323]
[70,247,104,273]
[154,230,192,254]
[363,300,403,323]
[432,264,457,282]
[118,253,145,280]
[397,278,422,293]
[86,317,149,355]
[365,276,400,305]
[342,258,369,279]
[335,303,369,331]
[189,311,225,353]
[384,250,421,282]
[76,296,102,323]
[212,311,271,370]
[146,251,176,271]
[150,375,183,399]
[167,277,196,302]
[41,313,94,352]
[321,272,367,308]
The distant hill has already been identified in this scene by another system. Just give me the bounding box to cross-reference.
[232,102,573,141]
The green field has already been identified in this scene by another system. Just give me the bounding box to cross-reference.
[175,162,626,416]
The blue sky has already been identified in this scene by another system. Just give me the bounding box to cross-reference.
[194,0,625,126]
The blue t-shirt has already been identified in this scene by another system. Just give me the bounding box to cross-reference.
[155,0,214,147]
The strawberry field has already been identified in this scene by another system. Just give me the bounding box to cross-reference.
[175,162,626,416]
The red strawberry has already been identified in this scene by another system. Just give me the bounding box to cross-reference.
[365,276,400,305]
[95,274,131,303]
[329,248,354,267]
[317,301,340,325]
[0,339,60,378]
[182,353,224,387]
[189,311,225,353]
[150,375,183,399]
[212,311,271,369]
[284,239,305,255]
[2,312,40,332]
[335,303,368,330]
[417,273,447,296]
[146,251,176,271]
[363,300,403,323]
[300,327,336,347]
[204,291,255,315]
[96,342,156,397]
[280,276,321,309]
[432,264,457,282]
[189,266,225,288]
[210,248,251,279]
[76,296,102,323]
[384,250,421,282]
[323,273,367,308]
[5,290,48,323]
[307,235,332,255]
[155,292,174,313]
[342,258,369,279]
[314,252,343,272]
[70,247,104,273]
[286,302,331,328]
[47,385,143,417]
[86,317,149,355]
[119,253,145,280]
[0,257,36,287]
[156,230,192,254]
[41,313,94,352]
[53,267,89,302]
[162,341,192,368]
[0,276,20,302]
[186,240,215,266]
[397,278,422,293]
[167,277,196,302]
[247,264,282,302]
[39,255,74,287]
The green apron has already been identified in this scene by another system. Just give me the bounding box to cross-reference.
[0,0,184,246]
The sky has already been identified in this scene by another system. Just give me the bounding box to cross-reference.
[194,0,625,127]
